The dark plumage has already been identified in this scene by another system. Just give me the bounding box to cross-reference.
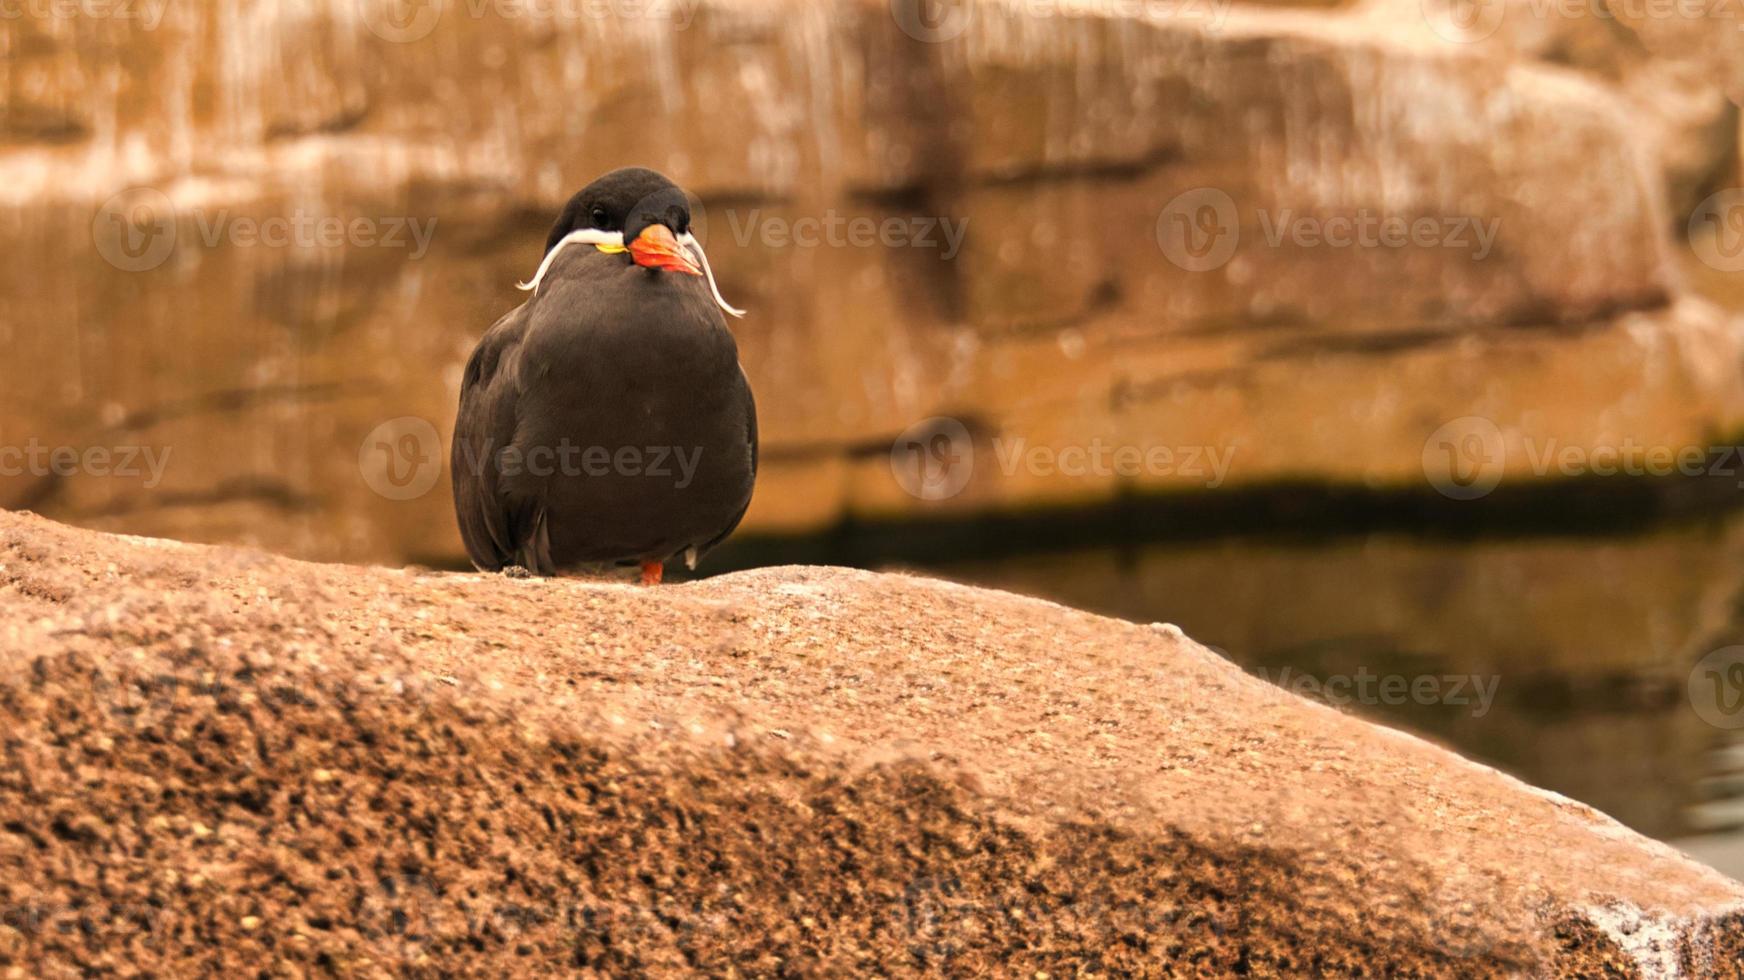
[451,167,757,580]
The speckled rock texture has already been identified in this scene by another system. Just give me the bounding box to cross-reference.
[0,509,1741,977]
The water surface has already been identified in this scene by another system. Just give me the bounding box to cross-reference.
[932,514,1744,879]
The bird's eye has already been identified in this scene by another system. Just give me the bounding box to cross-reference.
[590,207,609,227]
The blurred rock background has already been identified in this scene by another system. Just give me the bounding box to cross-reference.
[4,0,1743,562]
[7,0,1744,861]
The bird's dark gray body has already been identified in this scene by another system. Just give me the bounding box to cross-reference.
[452,169,756,575]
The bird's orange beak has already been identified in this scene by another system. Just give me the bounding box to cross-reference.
[628,224,703,276]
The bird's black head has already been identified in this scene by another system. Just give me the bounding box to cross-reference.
[544,166,694,256]
[525,166,743,316]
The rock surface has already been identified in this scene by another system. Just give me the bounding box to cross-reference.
[2,1,1743,566]
[0,510,1741,976]
[945,516,1744,843]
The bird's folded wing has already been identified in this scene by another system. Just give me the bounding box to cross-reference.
[699,364,759,558]
[452,305,532,571]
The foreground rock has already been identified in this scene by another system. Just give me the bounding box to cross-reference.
[0,510,1740,976]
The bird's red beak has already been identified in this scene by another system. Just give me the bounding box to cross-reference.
[628,224,703,276]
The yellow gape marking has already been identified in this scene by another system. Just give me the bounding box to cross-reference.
[519,228,745,317]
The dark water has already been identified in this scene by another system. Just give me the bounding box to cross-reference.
[927,513,1744,880]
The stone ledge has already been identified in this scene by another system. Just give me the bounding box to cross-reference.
[0,510,1739,975]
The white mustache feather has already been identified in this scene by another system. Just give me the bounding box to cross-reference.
[516,229,746,319]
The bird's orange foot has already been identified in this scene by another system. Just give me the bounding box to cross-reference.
[639,561,664,586]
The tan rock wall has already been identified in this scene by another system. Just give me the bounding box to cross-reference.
[0,0,1740,566]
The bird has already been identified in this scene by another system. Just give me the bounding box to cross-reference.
[451,167,757,585]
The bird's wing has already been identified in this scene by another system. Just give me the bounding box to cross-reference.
[698,364,758,558]
[451,304,545,572]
